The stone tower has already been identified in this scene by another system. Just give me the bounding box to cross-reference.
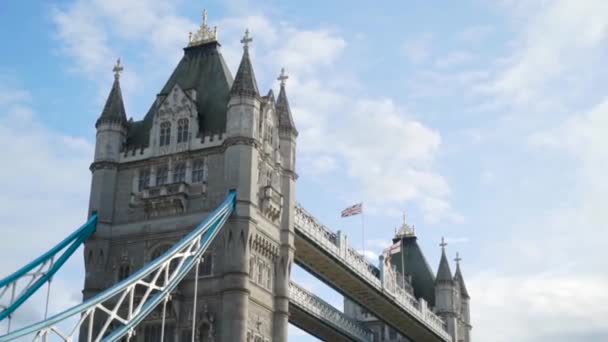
[82,13,297,342]
[434,238,472,342]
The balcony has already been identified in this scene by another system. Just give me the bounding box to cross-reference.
[142,182,189,218]
[261,185,282,221]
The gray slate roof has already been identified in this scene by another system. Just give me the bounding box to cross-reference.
[96,76,127,128]
[435,248,454,284]
[126,41,234,147]
[230,48,259,98]
[276,84,298,136]
[390,236,436,305]
[454,263,470,298]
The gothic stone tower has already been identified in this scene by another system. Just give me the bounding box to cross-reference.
[83,13,298,342]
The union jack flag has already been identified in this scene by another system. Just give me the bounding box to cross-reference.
[341,203,363,217]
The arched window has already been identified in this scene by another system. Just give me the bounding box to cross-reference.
[159,122,171,146]
[177,119,189,143]
[118,264,130,281]
[192,159,207,183]
[198,252,213,276]
[174,163,186,183]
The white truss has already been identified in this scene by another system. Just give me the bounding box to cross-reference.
[0,192,235,342]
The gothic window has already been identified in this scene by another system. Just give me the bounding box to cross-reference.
[174,163,186,183]
[118,264,130,281]
[249,257,256,279]
[139,169,150,191]
[198,252,213,276]
[266,266,272,289]
[160,122,171,146]
[156,166,168,186]
[266,171,272,186]
[177,118,189,143]
[192,159,207,183]
[257,261,264,284]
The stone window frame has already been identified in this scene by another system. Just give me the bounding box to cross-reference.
[156,165,169,186]
[192,159,207,184]
[159,121,171,147]
[177,118,189,144]
[173,163,186,183]
[138,169,151,191]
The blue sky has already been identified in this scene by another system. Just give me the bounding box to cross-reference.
[1,0,608,341]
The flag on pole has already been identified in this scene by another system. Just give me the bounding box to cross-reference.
[384,241,401,256]
[341,203,363,217]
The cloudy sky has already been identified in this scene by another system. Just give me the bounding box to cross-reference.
[1,0,608,341]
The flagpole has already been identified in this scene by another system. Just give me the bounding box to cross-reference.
[361,208,365,260]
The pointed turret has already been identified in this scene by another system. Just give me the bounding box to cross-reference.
[453,253,469,298]
[435,237,453,284]
[96,58,127,128]
[276,68,298,136]
[230,29,259,98]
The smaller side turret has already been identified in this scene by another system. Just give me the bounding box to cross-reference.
[434,237,459,342]
[454,253,472,342]
[89,59,128,222]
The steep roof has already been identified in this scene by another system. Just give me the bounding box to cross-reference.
[454,263,470,298]
[276,84,298,136]
[390,236,436,305]
[96,75,127,128]
[230,47,259,98]
[435,247,454,284]
[126,41,233,147]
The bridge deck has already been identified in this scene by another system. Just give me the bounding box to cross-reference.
[293,205,450,342]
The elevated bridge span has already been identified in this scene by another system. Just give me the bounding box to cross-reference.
[293,205,451,342]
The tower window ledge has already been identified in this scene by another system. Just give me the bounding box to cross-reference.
[142,182,190,199]
[261,185,282,220]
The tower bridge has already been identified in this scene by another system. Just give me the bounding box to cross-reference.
[0,11,471,342]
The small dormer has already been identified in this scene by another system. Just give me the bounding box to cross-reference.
[151,84,200,156]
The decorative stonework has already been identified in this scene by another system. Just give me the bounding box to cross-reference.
[142,182,189,218]
[188,10,218,47]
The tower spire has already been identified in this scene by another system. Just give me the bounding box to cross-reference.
[454,252,470,298]
[230,29,259,97]
[435,237,453,283]
[96,58,127,128]
[276,68,298,136]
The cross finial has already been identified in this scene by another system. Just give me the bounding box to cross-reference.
[113,58,123,80]
[402,211,407,225]
[455,252,462,265]
[278,68,288,87]
[241,29,253,50]
[440,237,447,250]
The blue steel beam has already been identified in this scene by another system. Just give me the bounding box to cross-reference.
[0,191,235,342]
[0,215,97,322]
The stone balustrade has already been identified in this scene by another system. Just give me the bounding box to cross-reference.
[289,281,374,342]
[294,204,451,341]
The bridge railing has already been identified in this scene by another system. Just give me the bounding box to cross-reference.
[294,204,451,341]
[289,281,373,342]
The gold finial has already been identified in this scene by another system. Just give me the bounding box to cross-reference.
[241,29,253,50]
[112,58,123,80]
[278,68,288,87]
[188,9,218,47]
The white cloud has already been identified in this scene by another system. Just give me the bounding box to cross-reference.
[485,0,608,108]
[471,273,608,342]
[0,85,92,330]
